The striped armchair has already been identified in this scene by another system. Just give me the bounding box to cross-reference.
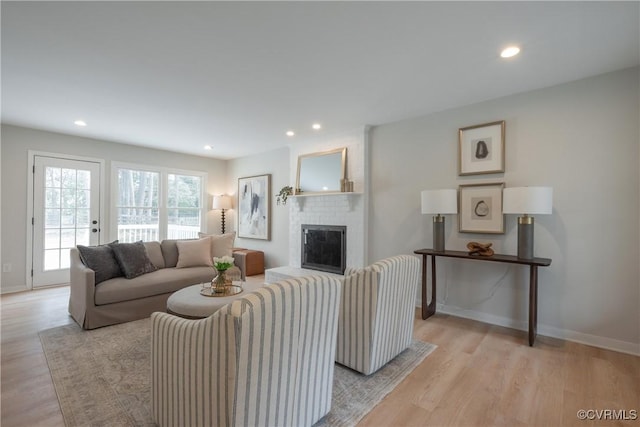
[336,255,420,375]
[151,275,341,427]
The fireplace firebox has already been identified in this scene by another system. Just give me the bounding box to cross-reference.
[301,225,346,274]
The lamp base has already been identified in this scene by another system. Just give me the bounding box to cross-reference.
[517,216,534,259]
[221,209,226,234]
[433,215,445,252]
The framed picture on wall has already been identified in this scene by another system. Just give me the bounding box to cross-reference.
[458,182,504,234]
[237,174,271,240]
[458,120,505,175]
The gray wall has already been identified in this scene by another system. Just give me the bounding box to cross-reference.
[226,147,290,269]
[369,67,639,352]
[1,124,227,292]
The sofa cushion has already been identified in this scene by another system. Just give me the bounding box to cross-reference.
[198,231,236,259]
[77,241,123,284]
[160,240,180,268]
[111,241,158,279]
[176,237,212,268]
[143,241,165,269]
[94,267,215,305]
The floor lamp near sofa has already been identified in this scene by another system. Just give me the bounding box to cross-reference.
[212,195,232,234]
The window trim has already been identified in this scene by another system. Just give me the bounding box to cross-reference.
[111,161,208,242]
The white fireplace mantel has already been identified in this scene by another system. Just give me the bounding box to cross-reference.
[289,192,362,211]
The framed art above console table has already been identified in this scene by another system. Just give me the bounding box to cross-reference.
[459,120,505,176]
[458,182,505,234]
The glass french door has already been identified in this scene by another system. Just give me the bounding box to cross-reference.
[32,156,101,287]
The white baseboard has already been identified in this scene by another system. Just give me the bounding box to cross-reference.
[415,299,640,356]
[1,284,29,294]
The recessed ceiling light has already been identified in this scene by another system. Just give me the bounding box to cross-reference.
[312,123,322,130]
[286,130,295,137]
[204,145,212,150]
[500,46,520,58]
[74,120,87,127]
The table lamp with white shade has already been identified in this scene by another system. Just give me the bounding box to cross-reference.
[212,195,232,234]
[421,189,458,252]
[502,187,553,259]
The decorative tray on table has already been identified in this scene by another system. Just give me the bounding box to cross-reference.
[200,285,243,297]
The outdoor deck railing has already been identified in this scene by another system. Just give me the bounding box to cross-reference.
[117,224,200,242]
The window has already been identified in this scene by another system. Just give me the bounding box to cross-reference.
[116,168,160,242]
[167,173,202,239]
[113,163,206,242]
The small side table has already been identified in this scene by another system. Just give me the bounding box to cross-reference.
[232,249,265,276]
[414,249,552,346]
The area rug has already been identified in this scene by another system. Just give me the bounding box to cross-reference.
[40,318,436,427]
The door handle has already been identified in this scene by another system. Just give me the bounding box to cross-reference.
[92,228,98,233]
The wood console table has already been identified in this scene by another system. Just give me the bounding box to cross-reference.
[413,249,552,346]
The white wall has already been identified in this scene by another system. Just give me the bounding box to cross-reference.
[1,124,227,293]
[226,147,290,269]
[369,67,640,354]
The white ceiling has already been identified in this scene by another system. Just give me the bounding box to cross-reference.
[2,1,639,159]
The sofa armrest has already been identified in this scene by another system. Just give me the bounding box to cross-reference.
[68,247,96,329]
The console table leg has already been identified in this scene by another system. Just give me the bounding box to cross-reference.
[422,255,437,319]
[529,266,538,346]
[421,254,428,319]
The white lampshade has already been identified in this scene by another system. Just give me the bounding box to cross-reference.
[212,195,232,210]
[503,187,553,215]
[421,189,458,214]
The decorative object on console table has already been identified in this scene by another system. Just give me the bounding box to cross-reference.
[420,189,458,252]
[466,241,494,256]
[459,120,505,175]
[238,174,271,240]
[503,186,553,259]
[458,182,505,234]
[212,194,232,234]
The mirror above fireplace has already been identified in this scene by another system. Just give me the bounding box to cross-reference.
[296,147,347,194]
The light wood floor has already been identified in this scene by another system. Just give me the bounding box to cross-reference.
[1,284,638,427]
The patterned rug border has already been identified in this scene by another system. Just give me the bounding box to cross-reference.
[40,319,436,427]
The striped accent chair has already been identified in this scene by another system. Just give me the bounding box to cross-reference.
[336,255,420,375]
[151,275,341,427]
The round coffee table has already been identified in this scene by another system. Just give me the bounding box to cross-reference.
[167,281,265,319]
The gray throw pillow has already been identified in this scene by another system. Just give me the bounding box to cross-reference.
[111,241,158,279]
[77,241,123,285]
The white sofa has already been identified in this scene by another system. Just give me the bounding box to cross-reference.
[151,275,342,427]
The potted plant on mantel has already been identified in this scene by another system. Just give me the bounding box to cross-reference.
[276,186,293,205]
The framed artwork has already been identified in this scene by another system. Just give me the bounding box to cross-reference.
[237,174,271,240]
[458,120,505,176]
[459,182,504,234]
